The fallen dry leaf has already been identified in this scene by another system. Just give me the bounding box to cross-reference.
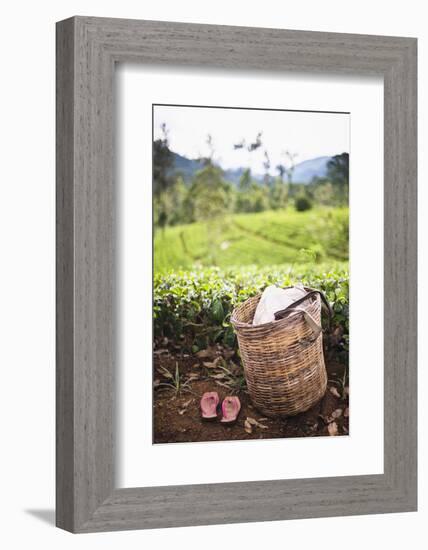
[328,422,339,436]
[257,422,268,429]
[153,379,161,388]
[203,357,222,369]
[244,419,253,434]
[331,408,343,420]
[246,417,268,429]
[178,399,192,416]
[210,373,227,380]
[215,381,232,389]
[329,386,341,399]
[158,366,173,379]
[196,347,216,359]
[153,348,169,355]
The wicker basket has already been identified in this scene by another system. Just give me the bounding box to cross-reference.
[230,288,328,417]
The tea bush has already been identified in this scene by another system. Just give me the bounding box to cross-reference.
[154,263,349,353]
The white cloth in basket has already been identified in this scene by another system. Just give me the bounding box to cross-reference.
[252,284,307,326]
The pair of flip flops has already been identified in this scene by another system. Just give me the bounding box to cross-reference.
[200,392,241,423]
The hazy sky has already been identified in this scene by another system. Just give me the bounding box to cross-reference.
[153,105,349,175]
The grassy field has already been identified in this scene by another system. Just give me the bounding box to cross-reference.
[154,207,348,273]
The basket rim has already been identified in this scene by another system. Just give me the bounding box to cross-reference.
[230,285,320,331]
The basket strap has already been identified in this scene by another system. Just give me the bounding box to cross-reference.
[274,289,333,339]
[283,308,323,343]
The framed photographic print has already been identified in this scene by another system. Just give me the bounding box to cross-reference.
[150,103,350,445]
[56,17,417,532]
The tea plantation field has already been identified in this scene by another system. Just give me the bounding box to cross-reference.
[154,207,348,273]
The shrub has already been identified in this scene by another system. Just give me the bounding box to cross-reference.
[154,263,349,354]
[295,195,313,212]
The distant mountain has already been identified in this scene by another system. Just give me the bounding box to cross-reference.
[292,156,331,184]
[168,152,204,183]
[169,151,334,185]
[223,167,249,185]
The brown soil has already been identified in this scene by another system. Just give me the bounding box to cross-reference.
[153,345,349,444]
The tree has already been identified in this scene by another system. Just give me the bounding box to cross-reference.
[263,151,271,187]
[281,150,298,184]
[238,168,252,191]
[276,163,286,181]
[275,151,297,207]
[186,164,232,264]
[205,133,215,164]
[168,176,188,225]
[188,164,230,221]
[153,123,173,194]
[153,123,174,231]
[327,152,349,186]
[247,132,262,152]
[327,152,349,205]
[269,177,288,210]
[236,182,269,213]
[313,181,335,206]
[233,138,246,150]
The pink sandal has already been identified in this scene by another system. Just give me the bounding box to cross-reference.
[221,396,241,423]
[200,392,220,420]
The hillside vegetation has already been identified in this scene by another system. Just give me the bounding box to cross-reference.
[154,207,348,273]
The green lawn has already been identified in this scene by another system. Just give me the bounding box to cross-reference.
[154,207,348,273]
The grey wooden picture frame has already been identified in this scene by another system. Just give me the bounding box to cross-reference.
[56,16,417,533]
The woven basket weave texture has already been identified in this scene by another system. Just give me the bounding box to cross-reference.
[231,290,327,417]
